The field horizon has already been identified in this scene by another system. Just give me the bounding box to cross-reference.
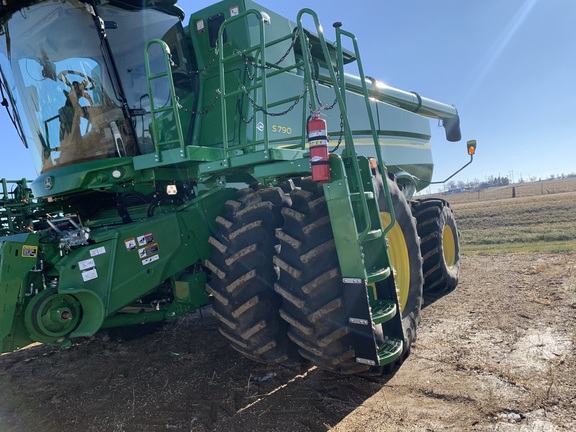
[418,177,576,254]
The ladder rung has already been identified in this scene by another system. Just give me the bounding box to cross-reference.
[363,229,382,241]
[350,191,375,201]
[155,141,181,149]
[366,266,391,284]
[377,338,403,365]
[148,72,170,80]
[371,300,397,325]
[152,106,174,114]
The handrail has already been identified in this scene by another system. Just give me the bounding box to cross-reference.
[144,39,186,162]
[333,26,396,236]
[218,10,268,155]
[296,9,377,243]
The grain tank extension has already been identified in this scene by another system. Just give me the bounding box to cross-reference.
[0,0,471,374]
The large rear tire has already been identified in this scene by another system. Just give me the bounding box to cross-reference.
[412,198,461,295]
[274,177,422,375]
[205,187,297,365]
[375,175,423,359]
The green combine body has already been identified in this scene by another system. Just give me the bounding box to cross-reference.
[0,0,467,374]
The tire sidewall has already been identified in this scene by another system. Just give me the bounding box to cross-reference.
[374,175,423,343]
[438,205,461,284]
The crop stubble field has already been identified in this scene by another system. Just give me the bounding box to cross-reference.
[445,177,576,254]
[0,178,574,431]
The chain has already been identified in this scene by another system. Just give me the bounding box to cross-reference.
[177,89,221,116]
[330,113,344,153]
[302,39,343,151]
[306,40,340,111]
[238,98,254,124]
[194,47,219,75]
[237,28,306,122]
[167,46,221,116]
[237,28,301,80]
[241,85,305,119]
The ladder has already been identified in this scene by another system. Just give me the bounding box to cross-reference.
[295,9,405,366]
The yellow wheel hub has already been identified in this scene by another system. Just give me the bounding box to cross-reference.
[380,212,410,312]
[442,225,456,268]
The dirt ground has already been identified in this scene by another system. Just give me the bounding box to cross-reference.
[0,253,574,432]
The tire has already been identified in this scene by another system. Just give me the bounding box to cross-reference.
[374,174,424,370]
[412,198,461,295]
[274,176,422,375]
[205,186,297,365]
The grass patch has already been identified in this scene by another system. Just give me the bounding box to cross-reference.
[448,190,576,255]
[461,240,576,255]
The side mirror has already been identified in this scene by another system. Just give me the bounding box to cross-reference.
[467,139,476,155]
[443,115,462,142]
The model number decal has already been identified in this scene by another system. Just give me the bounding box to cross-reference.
[272,124,292,134]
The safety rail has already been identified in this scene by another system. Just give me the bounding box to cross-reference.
[144,39,186,162]
[295,9,396,241]
[0,178,33,235]
[217,10,309,156]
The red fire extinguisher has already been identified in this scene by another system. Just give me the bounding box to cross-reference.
[307,112,330,183]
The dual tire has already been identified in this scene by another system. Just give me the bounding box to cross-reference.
[207,178,425,374]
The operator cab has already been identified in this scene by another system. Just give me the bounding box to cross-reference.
[0,0,196,174]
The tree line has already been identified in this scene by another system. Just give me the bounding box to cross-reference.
[445,172,576,192]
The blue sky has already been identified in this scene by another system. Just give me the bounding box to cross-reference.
[1,0,574,190]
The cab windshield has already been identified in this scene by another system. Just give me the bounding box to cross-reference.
[0,0,194,174]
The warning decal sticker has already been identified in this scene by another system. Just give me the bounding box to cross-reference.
[137,233,154,247]
[124,238,137,251]
[138,243,159,259]
[22,245,38,258]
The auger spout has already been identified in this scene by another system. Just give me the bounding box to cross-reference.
[343,74,462,142]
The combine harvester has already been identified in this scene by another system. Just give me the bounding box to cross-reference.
[0,0,474,374]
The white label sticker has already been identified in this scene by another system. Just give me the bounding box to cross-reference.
[196,20,205,32]
[308,129,326,138]
[78,258,96,271]
[230,6,239,16]
[142,254,160,266]
[81,268,98,282]
[90,246,106,257]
